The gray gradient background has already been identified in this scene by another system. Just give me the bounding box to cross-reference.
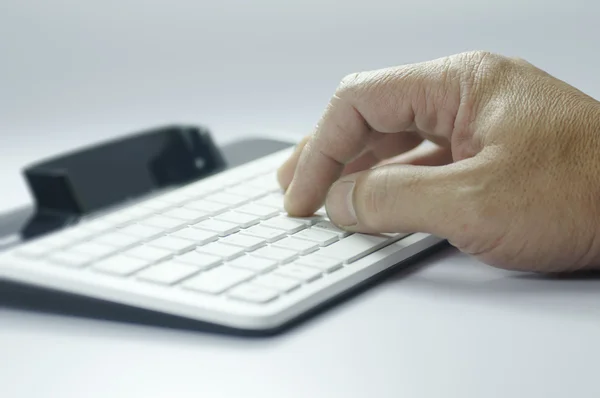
[2,1,600,397]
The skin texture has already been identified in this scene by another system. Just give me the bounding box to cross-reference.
[277,51,600,273]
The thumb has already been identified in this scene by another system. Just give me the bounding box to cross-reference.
[324,160,483,239]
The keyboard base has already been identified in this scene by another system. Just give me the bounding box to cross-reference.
[0,237,447,336]
[0,137,447,335]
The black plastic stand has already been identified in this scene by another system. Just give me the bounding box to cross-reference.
[20,125,228,240]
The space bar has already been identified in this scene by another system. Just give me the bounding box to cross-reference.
[317,233,397,263]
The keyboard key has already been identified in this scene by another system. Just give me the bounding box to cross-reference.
[239,225,287,242]
[125,246,173,263]
[193,219,240,236]
[295,255,342,273]
[292,228,338,246]
[15,242,55,258]
[138,199,172,211]
[69,241,118,259]
[254,194,284,209]
[225,184,269,199]
[204,192,248,206]
[80,219,114,233]
[93,255,150,275]
[137,261,199,285]
[176,180,223,198]
[220,234,265,251]
[215,212,260,228]
[196,242,246,260]
[251,246,298,263]
[48,251,95,267]
[228,255,277,273]
[246,175,281,191]
[184,200,230,215]
[57,227,97,241]
[39,234,76,249]
[214,173,247,188]
[120,206,156,219]
[235,203,280,219]
[147,236,197,254]
[317,233,392,263]
[274,264,322,282]
[175,185,212,199]
[157,191,192,205]
[262,216,307,234]
[162,208,209,223]
[119,224,164,240]
[95,232,142,249]
[313,221,351,237]
[272,237,319,255]
[171,228,219,244]
[182,266,254,294]
[285,215,324,226]
[141,215,188,230]
[174,251,222,270]
[252,274,300,293]
[101,210,140,226]
[228,283,279,303]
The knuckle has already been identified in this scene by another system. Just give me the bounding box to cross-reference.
[462,50,496,61]
[506,55,538,71]
[455,50,514,82]
[461,50,501,66]
[337,72,365,96]
[451,51,518,136]
[337,70,390,100]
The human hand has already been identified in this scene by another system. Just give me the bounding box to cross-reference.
[277,51,600,273]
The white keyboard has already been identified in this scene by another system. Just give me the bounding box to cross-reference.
[0,146,443,332]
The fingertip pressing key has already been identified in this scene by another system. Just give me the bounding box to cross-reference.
[277,135,311,191]
[282,179,306,216]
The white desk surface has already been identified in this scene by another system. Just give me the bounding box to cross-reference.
[2,1,600,397]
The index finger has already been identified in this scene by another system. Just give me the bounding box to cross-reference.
[283,59,461,216]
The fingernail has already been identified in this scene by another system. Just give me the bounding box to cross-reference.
[326,181,357,227]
